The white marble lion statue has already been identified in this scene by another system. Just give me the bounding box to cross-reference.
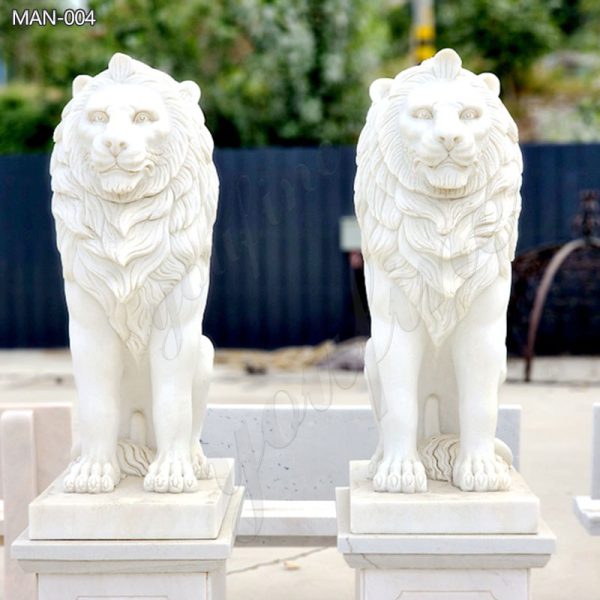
[51,53,219,493]
[355,48,522,493]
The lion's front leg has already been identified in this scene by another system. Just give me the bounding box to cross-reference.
[144,340,199,493]
[368,272,428,493]
[451,278,511,492]
[144,280,206,493]
[190,335,214,480]
[364,338,383,478]
[63,282,122,493]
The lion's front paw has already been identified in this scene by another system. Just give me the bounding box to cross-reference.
[367,443,384,479]
[191,442,213,480]
[144,450,198,493]
[372,453,427,493]
[452,451,511,492]
[63,456,120,493]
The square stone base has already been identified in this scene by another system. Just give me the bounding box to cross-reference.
[350,460,539,534]
[29,458,235,540]
[337,486,554,600]
[13,487,244,600]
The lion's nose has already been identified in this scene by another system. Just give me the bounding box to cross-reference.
[103,136,128,156]
[437,132,463,150]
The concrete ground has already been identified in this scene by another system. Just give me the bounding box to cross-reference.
[0,351,599,599]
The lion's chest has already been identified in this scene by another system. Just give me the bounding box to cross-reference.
[69,217,181,354]
[387,191,512,345]
[399,205,500,296]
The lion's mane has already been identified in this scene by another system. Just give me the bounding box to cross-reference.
[51,54,219,355]
[355,51,522,345]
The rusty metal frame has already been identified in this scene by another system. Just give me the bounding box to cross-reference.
[524,190,600,382]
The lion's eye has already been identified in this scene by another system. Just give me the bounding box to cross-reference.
[89,111,108,124]
[414,108,433,120]
[134,111,152,124]
[461,108,480,120]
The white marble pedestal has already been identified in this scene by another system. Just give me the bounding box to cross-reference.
[12,465,244,600]
[337,462,555,600]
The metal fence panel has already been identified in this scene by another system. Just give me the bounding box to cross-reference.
[1,144,599,349]
[0,154,67,347]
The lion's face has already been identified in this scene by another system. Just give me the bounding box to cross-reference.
[77,83,171,196]
[55,53,205,204]
[365,50,518,202]
[398,79,493,195]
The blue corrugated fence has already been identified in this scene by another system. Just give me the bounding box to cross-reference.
[0,144,598,349]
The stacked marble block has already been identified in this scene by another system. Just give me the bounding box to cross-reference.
[337,463,555,600]
[574,403,600,534]
[1,405,72,600]
[13,460,243,600]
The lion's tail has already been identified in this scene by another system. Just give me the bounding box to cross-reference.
[116,411,154,476]
[418,434,513,482]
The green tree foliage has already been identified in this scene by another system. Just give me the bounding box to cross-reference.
[437,0,561,96]
[0,0,387,149]
[0,0,104,83]
[561,0,600,51]
[549,0,584,36]
[90,0,387,146]
[2,0,598,152]
[0,84,65,154]
[221,0,388,145]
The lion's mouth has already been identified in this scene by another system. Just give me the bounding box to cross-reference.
[98,163,143,175]
[430,155,471,170]
[89,154,159,197]
[425,165,471,192]
[412,155,473,193]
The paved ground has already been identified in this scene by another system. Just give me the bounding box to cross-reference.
[0,351,599,599]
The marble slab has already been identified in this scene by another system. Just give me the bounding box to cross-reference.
[13,487,244,567]
[29,458,235,541]
[337,487,555,570]
[238,499,337,539]
[573,496,600,535]
[201,404,521,501]
[349,460,539,535]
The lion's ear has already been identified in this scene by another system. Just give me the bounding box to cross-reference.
[479,73,500,97]
[72,75,92,98]
[369,78,394,103]
[179,81,201,104]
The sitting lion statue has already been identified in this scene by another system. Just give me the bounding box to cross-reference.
[355,49,522,493]
[51,53,219,493]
